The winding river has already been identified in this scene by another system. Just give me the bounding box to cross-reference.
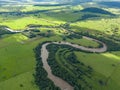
[5,27,107,90]
[41,43,74,90]
[41,38,107,90]
[5,28,22,33]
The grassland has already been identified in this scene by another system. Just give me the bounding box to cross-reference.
[71,17,120,35]
[0,33,62,90]
[75,51,120,89]
[66,38,100,48]
[0,71,39,90]
[0,16,63,30]
[0,3,120,90]
[21,5,68,12]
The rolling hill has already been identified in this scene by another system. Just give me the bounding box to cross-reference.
[81,7,114,15]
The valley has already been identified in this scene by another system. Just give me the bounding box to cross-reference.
[0,0,120,90]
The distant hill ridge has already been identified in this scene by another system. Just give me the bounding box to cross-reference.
[1,0,120,4]
[81,7,114,15]
[99,1,120,8]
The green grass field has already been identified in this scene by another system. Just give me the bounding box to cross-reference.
[0,3,120,90]
[0,34,62,90]
[66,38,100,48]
[75,51,120,89]
[0,71,39,90]
[71,18,120,35]
[0,17,61,30]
